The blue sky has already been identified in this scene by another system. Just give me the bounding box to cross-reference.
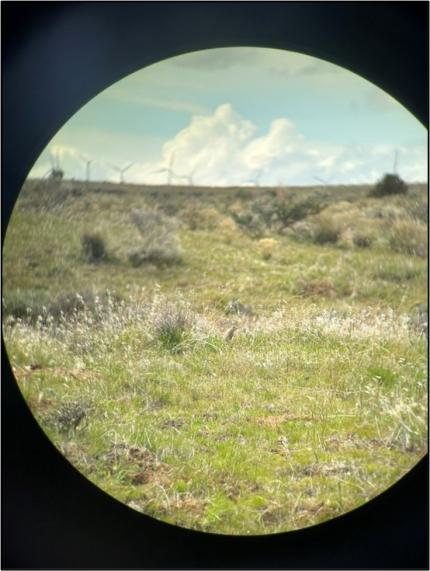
[29,47,427,186]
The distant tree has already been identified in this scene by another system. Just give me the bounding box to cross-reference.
[369,173,408,197]
[47,168,64,181]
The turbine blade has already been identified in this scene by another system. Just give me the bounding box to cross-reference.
[122,163,134,173]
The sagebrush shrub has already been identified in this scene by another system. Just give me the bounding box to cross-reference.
[245,193,325,235]
[218,217,239,244]
[128,208,182,267]
[180,206,223,230]
[312,215,341,244]
[258,238,278,260]
[231,209,265,238]
[285,220,315,242]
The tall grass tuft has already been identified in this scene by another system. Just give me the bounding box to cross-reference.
[151,302,193,352]
[2,289,52,322]
[388,220,427,257]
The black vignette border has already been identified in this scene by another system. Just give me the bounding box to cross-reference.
[2,2,429,568]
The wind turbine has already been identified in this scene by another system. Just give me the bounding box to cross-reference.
[313,175,335,186]
[153,153,179,185]
[80,154,95,183]
[109,162,134,183]
[392,149,399,174]
[244,168,263,187]
[177,162,200,186]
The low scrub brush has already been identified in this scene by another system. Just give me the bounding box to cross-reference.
[128,208,183,267]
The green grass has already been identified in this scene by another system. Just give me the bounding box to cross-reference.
[2,179,428,535]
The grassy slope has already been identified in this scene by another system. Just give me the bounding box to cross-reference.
[2,180,428,535]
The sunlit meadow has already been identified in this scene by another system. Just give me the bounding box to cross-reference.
[3,176,427,535]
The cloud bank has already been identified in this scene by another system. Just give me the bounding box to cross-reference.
[131,103,427,186]
[31,103,427,186]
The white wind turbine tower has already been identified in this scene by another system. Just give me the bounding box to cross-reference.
[177,162,200,186]
[153,153,178,185]
[80,154,95,183]
[186,163,200,186]
[313,174,335,186]
[392,149,400,174]
[313,176,328,186]
[109,162,134,183]
[244,168,263,187]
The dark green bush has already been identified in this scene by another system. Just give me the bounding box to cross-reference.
[275,196,324,226]
[231,194,325,236]
[81,233,106,262]
[230,210,265,238]
[352,233,374,249]
[369,174,408,198]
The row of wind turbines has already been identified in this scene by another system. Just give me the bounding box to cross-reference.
[46,148,402,187]
[47,151,196,185]
[47,149,263,186]
[46,151,134,183]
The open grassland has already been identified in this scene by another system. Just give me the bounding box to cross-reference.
[2,179,428,535]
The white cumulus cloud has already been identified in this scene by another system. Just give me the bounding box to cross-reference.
[30,103,427,186]
[143,103,426,186]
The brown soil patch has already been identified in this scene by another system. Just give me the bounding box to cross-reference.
[13,364,103,382]
[300,280,337,298]
[27,395,54,413]
[101,442,172,487]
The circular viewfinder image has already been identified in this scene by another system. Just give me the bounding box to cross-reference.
[3,47,428,535]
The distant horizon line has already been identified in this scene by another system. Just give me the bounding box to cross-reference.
[26,176,427,189]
